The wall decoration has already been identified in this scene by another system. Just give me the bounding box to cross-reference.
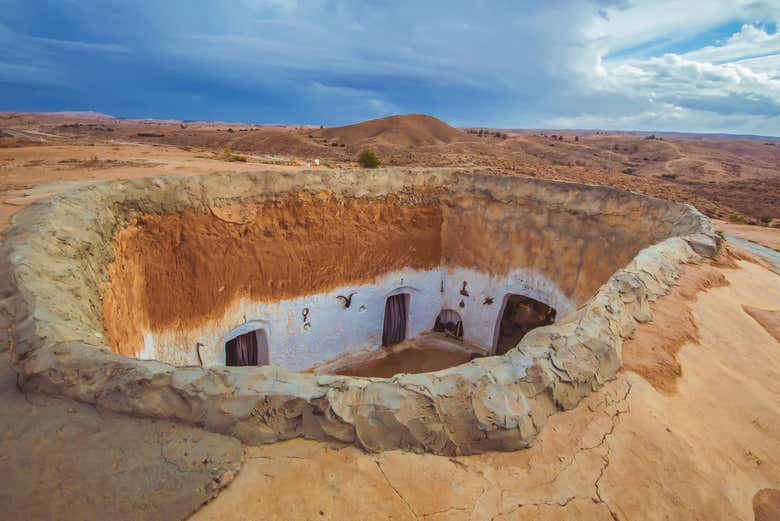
[336,292,357,308]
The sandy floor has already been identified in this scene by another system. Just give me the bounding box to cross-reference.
[191,260,780,521]
[330,334,478,378]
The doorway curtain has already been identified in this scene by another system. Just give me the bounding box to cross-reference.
[227,331,259,366]
[382,294,408,346]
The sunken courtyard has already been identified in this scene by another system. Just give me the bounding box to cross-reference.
[1,169,719,455]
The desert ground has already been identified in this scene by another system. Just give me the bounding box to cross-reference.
[0,112,778,520]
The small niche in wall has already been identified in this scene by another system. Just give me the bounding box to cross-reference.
[434,309,463,338]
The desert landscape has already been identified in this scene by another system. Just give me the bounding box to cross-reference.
[2,111,778,224]
[6,1,780,519]
[0,109,777,521]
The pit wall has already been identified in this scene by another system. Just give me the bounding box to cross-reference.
[103,176,686,367]
[143,268,443,370]
[442,266,575,351]
[0,169,719,456]
[141,265,576,370]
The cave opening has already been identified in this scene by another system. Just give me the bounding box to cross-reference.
[494,294,556,355]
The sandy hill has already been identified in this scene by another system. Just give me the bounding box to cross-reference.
[315,114,467,148]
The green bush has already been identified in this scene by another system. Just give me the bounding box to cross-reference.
[358,148,380,168]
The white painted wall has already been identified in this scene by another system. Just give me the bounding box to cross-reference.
[137,266,574,369]
[441,267,575,353]
[139,268,442,370]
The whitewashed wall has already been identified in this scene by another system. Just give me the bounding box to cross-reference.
[139,268,442,370]
[137,266,574,369]
[441,267,575,352]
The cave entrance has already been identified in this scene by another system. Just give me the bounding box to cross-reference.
[382,293,409,347]
[493,294,556,355]
[225,329,270,366]
[433,309,463,338]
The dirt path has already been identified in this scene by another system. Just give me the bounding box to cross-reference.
[661,140,686,177]
[191,259,780,521]
[714,220,780,251]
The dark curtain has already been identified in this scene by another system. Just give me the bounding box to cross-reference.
[226,332,259,366]
[382,294,407,346]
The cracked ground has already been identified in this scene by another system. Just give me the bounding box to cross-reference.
[1,255,778,520]
[0,351,244,520]
[191,259,780,521]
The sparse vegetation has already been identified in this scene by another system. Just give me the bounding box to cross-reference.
[661,173,677,179]
[466,129,508,139]
[358,148,380,168]
[222,146,247,162]
[728,213,745,223]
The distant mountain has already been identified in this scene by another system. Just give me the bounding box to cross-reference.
[315,114,467,148]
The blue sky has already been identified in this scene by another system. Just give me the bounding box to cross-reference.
[1,1,779,135]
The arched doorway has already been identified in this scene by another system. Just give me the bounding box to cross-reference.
[382,293,409,347]
[433,309,463,338]
[224,327,270,366]
[493,294,556,355]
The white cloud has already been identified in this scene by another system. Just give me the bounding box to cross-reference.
[1,0,779,134]
[28,35,131,54]
[734,53,780,76]
[574,19,780,134]
[587,0,779,54]
[685,24,780,63]
[547,101,780,136]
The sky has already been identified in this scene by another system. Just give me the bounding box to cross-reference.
[1,0,779,135]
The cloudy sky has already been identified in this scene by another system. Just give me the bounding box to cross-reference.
[1,0,779,135]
